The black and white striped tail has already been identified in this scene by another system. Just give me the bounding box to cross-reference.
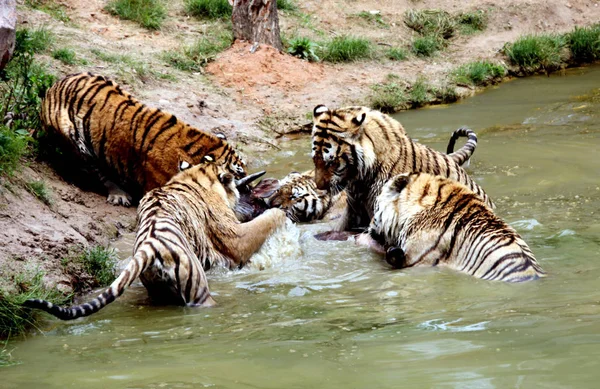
[446,127,477,167]
[23,251,149,320]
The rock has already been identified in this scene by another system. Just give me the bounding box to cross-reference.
[0,0,16,71]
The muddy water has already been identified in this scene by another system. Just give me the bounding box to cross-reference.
[4,67,600,388]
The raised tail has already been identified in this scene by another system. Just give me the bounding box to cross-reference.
[24,249,152,320]
[446,127,477,167]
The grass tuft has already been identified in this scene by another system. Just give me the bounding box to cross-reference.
[14,27,54,54]
[452,60,505,86]
[25,180,52,205]
[0,127,28,177]
[163,28,232,71]
[568,24,600,63]
[356,11,387,27]
[411,35,443,57]
[105,0,166,30]
[277,0,296,12]
[319,35,372,63]
[286,36,320,62]
[51,48,77,65]
[404,9,456,39]
[457,10,487,35]
[504,34,565,73]
[184,0,232,19]
[25,0,70,23]
[408,77,434,107]
[78,246,118,286]
[386,47,408,61]
[369,75,407,113]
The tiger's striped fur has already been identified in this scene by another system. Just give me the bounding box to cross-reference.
[368,173,545,282]
[24,162,287,320]
[40,72,247,206]
[310,105,493,231]
[446,127,477,168]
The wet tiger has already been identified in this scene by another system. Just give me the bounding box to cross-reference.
[40,72,247,206]
[311,105,493,232]
[366,173,545,282]
[24,160,286,320]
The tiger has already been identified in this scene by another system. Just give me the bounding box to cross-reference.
[310,104,493,232]
[24,159,287,320]
[257,127,477,224]
[365,172,545,282]
[40,72,247,207]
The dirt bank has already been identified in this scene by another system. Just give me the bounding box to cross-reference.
[2,0,599,294]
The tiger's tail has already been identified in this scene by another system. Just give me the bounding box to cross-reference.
[23,247,154,320]
[446,127,477,168]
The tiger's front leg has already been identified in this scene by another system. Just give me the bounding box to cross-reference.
[92,166,133,207]
[230,208,287,267]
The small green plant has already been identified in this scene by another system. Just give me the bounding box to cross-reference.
[78,246,118,287]
[0,271,71,338]
[408,77,433,107]
[356,11,387,27]
[568,24,600,63]
[0,127,28,177]
[504,34,565,73]
[369,76,407,113]
[457,10,487,35]
[435,84,459,103]
[164,29,232,70]
[319,35,372,63]
[184,0,232,19]
[90,48,126,63]
[25,180,52,205]
[452,60,505,86]
[14,27,54,54]
[52,48,77,65]
[105,0,166,30]
[386,47,408,61]
[277,0,296,12]
[286,36,320,62]
[25,0,70,23]
[404,9,456,39]
[411,35,442,57]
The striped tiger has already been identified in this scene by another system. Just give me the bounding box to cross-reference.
[311,105,493,232]
[40,72,247,207]
[367,173,545,282]
[24,160,286,320]
[446,127,477,168]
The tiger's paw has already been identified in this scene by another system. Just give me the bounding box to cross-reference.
[107,191,132,207]
[264,208,287,227]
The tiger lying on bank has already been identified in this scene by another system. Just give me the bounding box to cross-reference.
[310,105,494,233]
[40,72,247,207]
[248,127,478,225]
[25,160,287,320]
[362,173,545,282]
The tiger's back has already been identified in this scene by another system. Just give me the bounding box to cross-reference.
[41,72,246,205]
[370,173,545,282]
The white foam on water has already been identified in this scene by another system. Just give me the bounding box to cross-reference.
[245,218,304,271]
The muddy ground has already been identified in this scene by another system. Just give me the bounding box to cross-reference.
[1,0,599,293]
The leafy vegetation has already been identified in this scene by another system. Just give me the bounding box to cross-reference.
[319,36,372,63]
[456,10,487,35]
[25,180,52,205]
[356,11,387,27]
[568,24,600,63]
[105,0,166,30]
[368,75,407,113]
[411,35,443,57]
[408,77,435,107]
[286,36,320,62]
[386,47,408,61]
[452,60,506,86]
[277,0,297,12]
[185,0,232,19]
[163,28,232,71]
[51,48,77,65]
[25,0,70,23]
[404,9,456,39]
[0,271,72,338]
[14,27,54,54]
[78,246,118,286]
[504,34,565,73]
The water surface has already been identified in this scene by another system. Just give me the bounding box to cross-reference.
[4,67,600,389]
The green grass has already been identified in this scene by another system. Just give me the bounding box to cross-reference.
[277,0,297,12]
[184,0,232,19]
[25,181,52,205]
[504,34,565,73]
[14,27,54,54]
[411,35,443,57]
[404,9,456,39]
[369,75,407,113]
[408,77,434,107]
[105,0,166,30]
[0,127,28,177]
[78,246,118,286]
[386,47,408,61]
[356,11,387,27]
[452,60,505,86]
[90,48,129,63]
[435,84,459,103]
[568,24,600,63]
[51,48,77,65]
[286,36,320,62]
[163,29,232,70]
[25,0,70,23]
[457,10,487,35]
[319,35,372,63]
[0,271,72,338]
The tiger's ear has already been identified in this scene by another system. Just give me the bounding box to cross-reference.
[219,172,234,186]
[179,161,192,171]
[313,105,329,118]
[390,174,410,193]
[352,112,367,127]
[214,132,227,140]
[203,154,215,163]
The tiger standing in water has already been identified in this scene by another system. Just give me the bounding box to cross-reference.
[25,160,287,320]
[310,105,493,232]
[40,72,247,206]
[365,173,545,282]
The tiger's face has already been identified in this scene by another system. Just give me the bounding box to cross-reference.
[268,172,329,222]
[311,105,368,194]
[369,173,412,246]
[178,159,240,210]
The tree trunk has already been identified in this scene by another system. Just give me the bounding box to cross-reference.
[0,0,16,70]
[231,0,282,51]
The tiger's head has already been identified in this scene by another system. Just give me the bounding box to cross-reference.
[369,173,413,248]
[311,105,374,194]
[266,172,330,222]
[177,158,240,210]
